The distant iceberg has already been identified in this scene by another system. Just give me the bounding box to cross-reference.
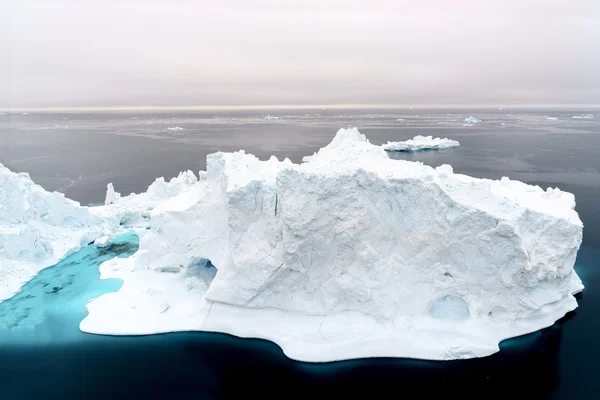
[572,114,594,119]
[463,116,481,126]
[382,135,460,152]
[264,115,280,121]
[396,118,405,122]
[546,117,558,120]
[166,126,185,131]
[1,128,584,363]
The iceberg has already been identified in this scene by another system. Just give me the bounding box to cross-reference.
[1,128,584,362]
[0,164,119,301]
[546,117,558,121]
[572,114,594,119]
[166,126,185,131]
[382,135,460,152]
[264,115,280,121]
[463,116,481,126]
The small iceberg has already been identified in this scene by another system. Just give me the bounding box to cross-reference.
[264,115,280,121]
[572,114,594,119]
[396,118,405,122]
[382,135,460,152]
[463,116,481,126]
[546,117,558,120]
[166,126,185,131]
[21,112,30,115]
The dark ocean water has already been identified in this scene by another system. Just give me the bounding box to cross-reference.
[0,109,598,399]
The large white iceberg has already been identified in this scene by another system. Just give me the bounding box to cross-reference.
[1,128,584,362]
[382,135,460,152]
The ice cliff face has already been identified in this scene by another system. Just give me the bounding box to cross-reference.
[0,129,584,361]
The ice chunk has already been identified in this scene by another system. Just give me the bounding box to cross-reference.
[572,114,594,119]
[546,117,558,120]
[105,183,121,205]
[264,115,280,121]
[463,116,481,126]
[166,126,185,131]
[382,135,460,152]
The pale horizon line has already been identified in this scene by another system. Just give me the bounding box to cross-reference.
[2,103,600,112]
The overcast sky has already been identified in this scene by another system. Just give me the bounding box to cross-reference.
[2,0,600,109]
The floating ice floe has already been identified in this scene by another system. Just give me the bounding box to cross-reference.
[381,135,460,152]
[572,114,594,119]
[166,126,185,131]
[264,115,280,121]
[546,117,558,120]
[463,116,481,126]
[396,118,405,122]
[1,128,584,363]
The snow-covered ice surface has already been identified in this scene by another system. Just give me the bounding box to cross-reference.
[1,128,584,362]
[382,135,460,152]
[463,116,481,126]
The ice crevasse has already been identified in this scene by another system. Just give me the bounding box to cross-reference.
[1,128,584,362]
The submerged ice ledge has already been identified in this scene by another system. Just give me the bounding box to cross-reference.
[1,128,584,362]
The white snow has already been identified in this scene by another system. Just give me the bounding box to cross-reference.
[264,115,280,121]
[166,126,185,131]
[1,128,584,362]
[463,116,481,126]
[572,114,594,119]
[382,135,460,152]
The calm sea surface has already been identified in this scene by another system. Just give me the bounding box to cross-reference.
[0,109,598,399]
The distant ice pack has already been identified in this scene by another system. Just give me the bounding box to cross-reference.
[0,128,584,362]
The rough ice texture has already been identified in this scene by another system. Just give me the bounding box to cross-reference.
[382,135,460,152]
[463,116,481,126]
[0,164,118,301]
[1,128,584,362]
